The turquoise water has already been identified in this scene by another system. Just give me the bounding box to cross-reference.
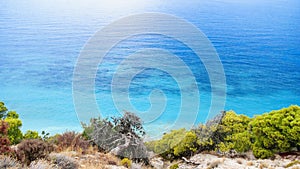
[1,0,300,136]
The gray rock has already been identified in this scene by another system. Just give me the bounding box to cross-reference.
[131,163,142,169]
[150,157,164,169]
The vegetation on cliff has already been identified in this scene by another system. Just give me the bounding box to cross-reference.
[146,105,300,159]
[0,100,299,168]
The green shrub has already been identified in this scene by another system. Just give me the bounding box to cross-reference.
[251,145,273,159]
[120,158,132,168]
[0,101,8,119]
[249,105,300,158]
[219,110,250,134]
[169,163,179,169]
[147,106,300,160]
[0,102,23,145]
[173,131,199,157]
[41,131,50,141]
[16,139,53,165]
[81,118,97,140]
[193,124,218,152]
[216,111,252,153]
[4,111,23,144]
[218,131,251,153]
[146,128,186,160]
[23,130,41,140]
[46,134,60,145]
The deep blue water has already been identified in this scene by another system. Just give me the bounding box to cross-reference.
[1,0,299,137]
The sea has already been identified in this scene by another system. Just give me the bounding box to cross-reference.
[0,0,299,138]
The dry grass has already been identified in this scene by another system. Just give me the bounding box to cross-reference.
[53,132,90,154]
[259,162,269,169]
[79,162,107,169]
[206,159,223,169]
[236,158,243,164]
[0,155,21,169]
[291,166,300,169]
[52,150,122,169]
[247,161,254,166]
[29,159,55,169]
[286,161,300,168]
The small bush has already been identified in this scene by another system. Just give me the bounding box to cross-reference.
[51,154,78,169]
[0,156,21,168]
[121,158,132,168]
[23,130,41,140]
[0,120,11,155]
[71,134,90,153]
[56,131,90,153]
[0,101,8,119]
[89,112,149,162]
[57,131,76,150]
[173,131,199,157]
[146,128,186,160]
[41,131,50,141]
[4,111,23,145]
[215,110,252,153]
[250,105,300,158]
[169,163,179,169]
[16,139,53,165]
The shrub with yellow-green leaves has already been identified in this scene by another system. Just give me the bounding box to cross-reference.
[146,128,187,160]
[0,101,8,119]
[23,130,41,139]
[173,131,199,157]
[147,105,300,160]
[249,105,300,158]
[216,110,252,153]
[193,124,219,152]
[146,128,201,160]
[120,158,132,168]
[0,102,23,145]
[4,111,23,144]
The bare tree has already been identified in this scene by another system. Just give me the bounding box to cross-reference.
[89,112,149,162]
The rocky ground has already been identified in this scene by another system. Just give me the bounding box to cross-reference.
[60,150,300,169]
[150,153,300,169]
[5,150,297,169]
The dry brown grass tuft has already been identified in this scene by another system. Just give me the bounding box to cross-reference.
[259,162,269,169]
[54,131,90,154]
[206,159,223,169]
[236,158,243,164]
[247,161,254,166]
[29,159,55,169]
[291,166,300,169]
[77,154,121,169]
